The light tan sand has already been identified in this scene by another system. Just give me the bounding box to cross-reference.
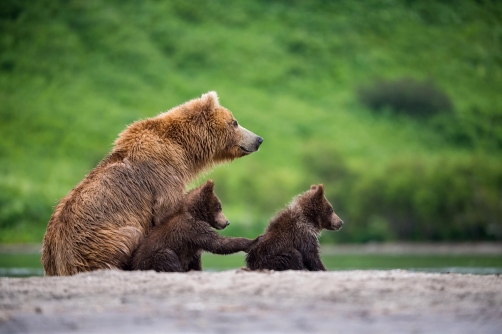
[1,269,501,333]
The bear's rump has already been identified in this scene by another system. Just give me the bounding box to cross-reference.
[43,195,150,276]
[63,223,145,274]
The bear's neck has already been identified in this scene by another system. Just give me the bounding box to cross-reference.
[289,206,322,234]
[114,120,216,184]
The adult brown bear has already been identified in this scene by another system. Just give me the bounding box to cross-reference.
[42,92,263,276]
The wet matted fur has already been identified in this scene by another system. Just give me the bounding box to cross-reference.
[131,180,254,272]
[246,185,343,271]
[42,92,263,276]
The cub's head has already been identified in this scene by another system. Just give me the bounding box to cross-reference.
[295,184,344,232]
[162,91,263,164]
[186,180,229,230]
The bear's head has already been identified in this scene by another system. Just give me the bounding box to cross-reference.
[186,180,229,230]
[160,91,263,165]
[295,184,344,232]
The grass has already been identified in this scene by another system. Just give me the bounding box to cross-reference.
[1,251,502,277]
[1,0,501,242]
[202,253,502,271]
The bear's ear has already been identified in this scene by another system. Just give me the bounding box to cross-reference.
[199,91,220,114]
[201,179,215,194]
[310,185,318,190]
[313,184,324,198]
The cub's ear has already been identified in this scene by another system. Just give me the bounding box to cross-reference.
[310,185,318,190]
[202,179,215,194]
[313,184,325,198]
[200,91,220,113]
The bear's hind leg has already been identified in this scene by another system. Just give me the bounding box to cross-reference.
[151,248,183,272]
[269,250,305,271]
[134,248,183,272]
[249,249,304,271]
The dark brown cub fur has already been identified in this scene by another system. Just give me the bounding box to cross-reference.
[131,180,254,272]
[246,184,343,271]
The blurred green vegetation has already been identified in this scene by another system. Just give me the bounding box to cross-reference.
[0,0,501,243]
[2,252,502,276]
[202,252,502,272]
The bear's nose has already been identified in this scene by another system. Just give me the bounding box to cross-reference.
[340,220,344,225]
[226,221,230,226]
[256,137,263,146]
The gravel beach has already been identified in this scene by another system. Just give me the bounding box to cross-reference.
[1,269,501,333]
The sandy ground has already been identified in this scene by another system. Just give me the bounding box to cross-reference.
[1,269,501,334]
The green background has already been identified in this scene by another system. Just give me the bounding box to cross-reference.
[1,252,501,277]
[1,0,501,243]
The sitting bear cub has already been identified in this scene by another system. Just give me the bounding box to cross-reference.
[246,184,343,271]
[131,180,254,272]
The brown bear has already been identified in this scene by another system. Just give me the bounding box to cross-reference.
[246,184,343,271]
[42,92,263,276]
[131,180,254,272]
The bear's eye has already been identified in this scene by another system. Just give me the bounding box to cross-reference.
[216,204,222,211]
[232,120,238,128]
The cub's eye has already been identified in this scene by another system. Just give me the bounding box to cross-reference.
[232,120,238,128]
[215,204,222,211]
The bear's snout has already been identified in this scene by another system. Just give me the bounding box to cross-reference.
[213,211,230,230]
[249,136,264,152]
[215,220,230,230]
[330,214,344,231]
[237,126,263,154]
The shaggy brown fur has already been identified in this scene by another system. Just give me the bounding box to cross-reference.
[131,180,254,272]
[246,185,343,271]
[42,92,263,276]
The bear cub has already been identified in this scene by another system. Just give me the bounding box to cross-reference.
[246,184,343,271]
[131,180,254,272]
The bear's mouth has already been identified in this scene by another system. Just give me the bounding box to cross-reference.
[239,146,255,154]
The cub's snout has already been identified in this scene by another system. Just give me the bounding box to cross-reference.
[214,211,230,230]
[331,213,344,231]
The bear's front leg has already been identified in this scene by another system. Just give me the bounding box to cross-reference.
[187,253,202,271]
[201,232,255,255]
[303,254,327,271]
[300,244,327,271]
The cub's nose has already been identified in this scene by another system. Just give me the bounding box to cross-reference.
[226,221,230,227]
[340,220,344,225]
[256,136,264,146]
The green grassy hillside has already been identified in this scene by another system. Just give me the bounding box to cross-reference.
[1,0,501,243]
